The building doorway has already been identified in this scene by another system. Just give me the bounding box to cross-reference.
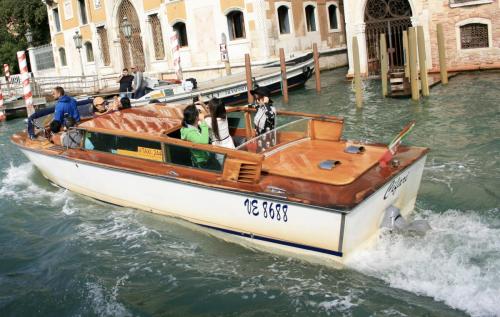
[117,0,145,70]
[364,0,412,76]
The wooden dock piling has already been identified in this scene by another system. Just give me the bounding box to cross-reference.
[245,54,253,104]
[380,34,388,97]
[313,43,321,93]
[437,23,448,85]
[408,27,419,101]
[417,26,430,97]
[403,31,410,79]
[279,48,289,103]
[352,36,363,108]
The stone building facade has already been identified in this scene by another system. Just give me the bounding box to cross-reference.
[39,0,348,80]
[343,0,500,76]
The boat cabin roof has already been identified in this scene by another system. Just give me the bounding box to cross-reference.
[78,104,184,136]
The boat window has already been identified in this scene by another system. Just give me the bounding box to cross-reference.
[227,111,246,129]
[164,143,224,173]
[237,118,310,154]
[84,132,164,162]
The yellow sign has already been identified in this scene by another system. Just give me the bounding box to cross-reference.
[117,147,163,162]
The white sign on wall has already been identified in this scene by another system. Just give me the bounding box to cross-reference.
[220,44,228,62]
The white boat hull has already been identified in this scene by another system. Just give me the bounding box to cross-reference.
[21,148,426,263]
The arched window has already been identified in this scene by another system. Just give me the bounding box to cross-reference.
[277,6,290,34]
[85,42,94,62]
[173,22,188,47]
[460,23,489,49]
[59,48,67,66]
[305,5,316,32]
[227,10,246,40]
[328,4,339,30]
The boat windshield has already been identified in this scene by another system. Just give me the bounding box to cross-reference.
[237,118,311,154]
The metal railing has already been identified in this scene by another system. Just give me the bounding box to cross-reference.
[1,74,120,99]
[32,75,100,96]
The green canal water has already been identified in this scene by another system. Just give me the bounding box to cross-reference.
[0,69,499,317]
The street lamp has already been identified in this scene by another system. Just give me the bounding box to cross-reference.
[120,16,134,66]
[73,30,85,76]
[25,29,33,47]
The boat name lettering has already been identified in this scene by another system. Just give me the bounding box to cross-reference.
[244,198,288,222]
[384,172,409,200]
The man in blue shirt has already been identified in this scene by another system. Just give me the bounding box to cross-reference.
[53,86,80,123]
[27,86,80,139]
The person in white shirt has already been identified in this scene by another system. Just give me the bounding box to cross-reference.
[203,98,235,149]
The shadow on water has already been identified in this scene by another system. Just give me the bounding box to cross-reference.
[0,69,499,317]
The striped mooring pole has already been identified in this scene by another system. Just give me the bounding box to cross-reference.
[3,63,13,97]
[17,51,35,117]
[170,31,183,81]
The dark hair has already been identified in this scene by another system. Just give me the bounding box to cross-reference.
[120,97,131,109]
[50,120,62,133]
[122,68,128,72]
[65,117,76,129]
[54,86,65,96]
[208,98,226,140]
[182,104,199,127]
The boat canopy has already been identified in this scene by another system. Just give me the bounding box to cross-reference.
[78,104,183,136]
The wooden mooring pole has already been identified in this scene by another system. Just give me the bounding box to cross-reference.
[403,31,410,79]
[279,48,289,103]
[380,33,388,97]
[313,43,321,93]
[408,27,419,101]
[417,26,429,97]
[352,36,363,108]
[245,54,253,104]
[437,23,448,85]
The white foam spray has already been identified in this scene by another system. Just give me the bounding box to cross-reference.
[346,208,500,317]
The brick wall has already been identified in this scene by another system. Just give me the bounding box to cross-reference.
[428,1,500,70]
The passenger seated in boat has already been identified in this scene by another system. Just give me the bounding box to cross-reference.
[92,97,108,116]
[203,98,235,149]
[120,97,132,109]
[180,104,210,167]
[251,87,276,148]
[49,117,82,148]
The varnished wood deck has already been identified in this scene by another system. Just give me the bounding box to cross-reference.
[263,140,386,186]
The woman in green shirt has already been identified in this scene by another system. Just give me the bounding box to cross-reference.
[180,104,210,166]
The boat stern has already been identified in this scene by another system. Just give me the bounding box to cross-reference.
[341,154,428,257]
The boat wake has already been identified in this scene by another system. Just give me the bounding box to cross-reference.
[85,275,132,317]
[346,208,500,317]
[0,162,68,206]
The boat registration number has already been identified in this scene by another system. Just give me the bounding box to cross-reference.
[244,198,288,222]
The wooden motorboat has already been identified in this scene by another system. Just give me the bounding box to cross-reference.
[138,53,314,106]
[11,104,428,263]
